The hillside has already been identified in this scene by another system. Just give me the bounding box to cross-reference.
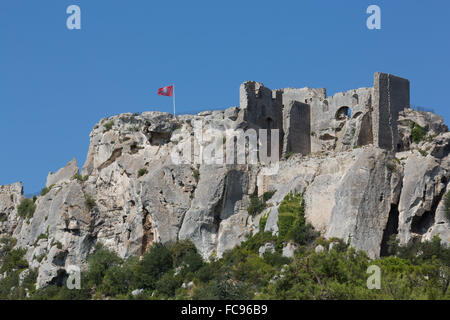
[0,73,449,299]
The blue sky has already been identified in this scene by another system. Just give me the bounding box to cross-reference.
[1,0,449,193]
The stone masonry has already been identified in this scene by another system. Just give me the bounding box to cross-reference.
[239,72,410,155]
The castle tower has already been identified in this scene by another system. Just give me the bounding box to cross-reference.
[373,72,410,150]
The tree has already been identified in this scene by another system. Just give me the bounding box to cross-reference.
[86,244,122,287]
[138,243,173,289]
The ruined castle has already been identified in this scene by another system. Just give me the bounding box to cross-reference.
[239,72,410,155]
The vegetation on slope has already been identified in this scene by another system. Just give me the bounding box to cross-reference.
[17,198,36,220]
[409,121,428,144]
[0,191,449,300]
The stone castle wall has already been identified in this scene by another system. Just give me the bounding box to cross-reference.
[239,72,410,155]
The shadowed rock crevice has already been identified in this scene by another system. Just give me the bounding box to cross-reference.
[357,112,373,146]
[141,207,156,255]
[411,210,435,235]
[220,170,247,220]
[97,148,123,171]
[48,269,69,287]
[380,203,399,256]
[411,178,447,236]
[149,131,172,146]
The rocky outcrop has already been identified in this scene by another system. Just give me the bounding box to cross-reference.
[46,159,79,187]
[0,75,449,288]
[0,182,24,235]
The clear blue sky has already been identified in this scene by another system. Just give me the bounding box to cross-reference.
[1,0,449,193]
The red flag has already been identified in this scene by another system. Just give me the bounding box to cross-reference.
[157,85,173,97]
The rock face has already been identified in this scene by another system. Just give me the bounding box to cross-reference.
[46,159,79,188]
[0,73,449,288]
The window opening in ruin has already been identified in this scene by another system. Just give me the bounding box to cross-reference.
[352,94,359,106]
[323,100,329,112]
[352,111,362,119]
[335,106,351,120]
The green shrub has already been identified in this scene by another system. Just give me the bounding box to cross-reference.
[259,210,270,231]
[35,253,46,263]
[23,235,450,300]
[167,240,203,274]
[0,271,20,299]
[137,168,148,177]
[195,262,220,283]
[416,235,450,265]
[33,233,48,246]
[84,193,96,210]
[278,214,295,241]
[262,190,276,202]
[0,236,17,251]
[72,173,89,182]
[409,121,427,144]
[17,198,36,220]
[262,251,291,267]
[247,194,267,216]
[241,232,277,253]
[284,152,294,159]
[0,213,7,223]
[289,218,318,246]
[100,263,137,297]
[40,184,55,197]
[386,161,396,171]
[182,251,204,274]
[87,244,122,287]
[388,235,450,266]
[386,234,400,256]
[30,283,91,300]
[231,254,272,288]
[247,195,265,216]
[21,268,38,296]
[277,192,302,240]
[192,279,251,300]
[277,192,318,245]
[0,247,28,274]
[418,149,428,157]
[155,271,183,297]
[104,120,114,132]
[168,240,197,266]
[138,243,173,289]
[192,169,200,183]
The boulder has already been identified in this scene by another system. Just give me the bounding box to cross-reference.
[282,242,297,258]
[258,243,275,257]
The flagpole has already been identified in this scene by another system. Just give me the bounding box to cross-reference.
[172,84,176,117]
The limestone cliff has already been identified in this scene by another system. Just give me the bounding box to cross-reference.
[0,73,449,288]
